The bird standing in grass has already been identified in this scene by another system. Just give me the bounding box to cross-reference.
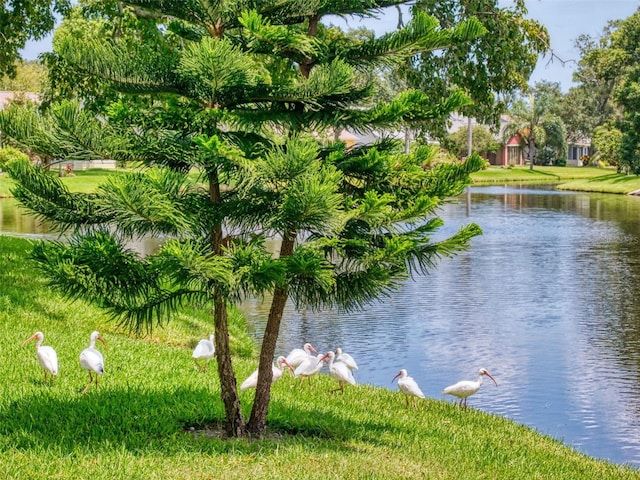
[293,353,325,386]
[79,331,106,394]
[285,343,318,369]
[335,347,358,371]
[392,369,425,409]
[21,331,58,386]
[321,351,356,394]
[240,356,293,390]
[192,334,215,371]
[443,368,497,410]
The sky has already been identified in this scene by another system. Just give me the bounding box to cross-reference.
[19,0,640,92]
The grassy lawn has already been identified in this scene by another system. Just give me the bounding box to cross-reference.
[1,234,639,479]
[471,166,640,194]
[0,168,124,197]
[555,173,640,193]
[471,165,614,183]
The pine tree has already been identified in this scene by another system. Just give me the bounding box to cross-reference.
[0,0,485,437]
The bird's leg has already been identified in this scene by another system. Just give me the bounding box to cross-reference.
[194,358,202,371]
[81,372,93,395]
[463,398,468,410]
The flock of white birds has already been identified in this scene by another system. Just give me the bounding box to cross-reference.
[21,330,106,394]
[22,332,498,409]
[212,339,498,409]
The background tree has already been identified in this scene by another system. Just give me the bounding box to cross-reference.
[1,0,485,437]
[444,124,498,159]
[0,60,48,92]
[503,86,567,168]
[400,0,548,144]
[592,123,623,169]
[609,9,640,173]
[559,33,618,143]
[567,8,640,173]
[0,0,70,78]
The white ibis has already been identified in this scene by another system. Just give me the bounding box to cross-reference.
[21,331,58,385]
[335,347,358,371]
[79,331,106,395]
[240,356,293,391]
[321,350,356,394]
[285,343,317,369]
[293,353,325,386]
[443,368,497,410]
[192,334,215,371]
[392,369,425,409]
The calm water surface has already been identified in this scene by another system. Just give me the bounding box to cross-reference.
[3,186,640,467]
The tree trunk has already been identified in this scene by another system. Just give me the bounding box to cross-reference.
[247,233,296,436]
[467,117,473,158]
[529,136,535,170]
[214,289,246,437]
[209,168,245,437]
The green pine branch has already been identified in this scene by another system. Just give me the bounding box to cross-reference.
[3,157,113,231]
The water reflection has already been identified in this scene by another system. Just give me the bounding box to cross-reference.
[0,198,52,237]
[0,198,163,254]
[3,187,640,467]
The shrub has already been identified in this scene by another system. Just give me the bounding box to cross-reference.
[0,146,29,170]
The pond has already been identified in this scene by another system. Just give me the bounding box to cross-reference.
[2,185,640,467]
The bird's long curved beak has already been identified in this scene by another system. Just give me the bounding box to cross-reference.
[309,344,318,354]
[97,335,107,349]
[486,371,498,386]
[320,353,329,363]
[21,334,37,347]
[391,373,401,384]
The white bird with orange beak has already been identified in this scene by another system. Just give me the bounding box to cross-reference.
[79,331,106,394]
[22,331,58,385]
[443,368,497,409]
[321,351,356,394]
[392,369,425,409]
[240,356,293,391]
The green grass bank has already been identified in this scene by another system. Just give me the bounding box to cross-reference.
[471,165,640,194]
[1,235,639,479]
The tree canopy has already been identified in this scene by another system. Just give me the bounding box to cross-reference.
[567,7,640,173]
[1,0,488,438]
[398,0,548,140]
[0,0,70,78]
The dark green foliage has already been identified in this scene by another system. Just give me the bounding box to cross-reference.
[3,0,487,436]
[0,0,71,77]
[398,0,549,140]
